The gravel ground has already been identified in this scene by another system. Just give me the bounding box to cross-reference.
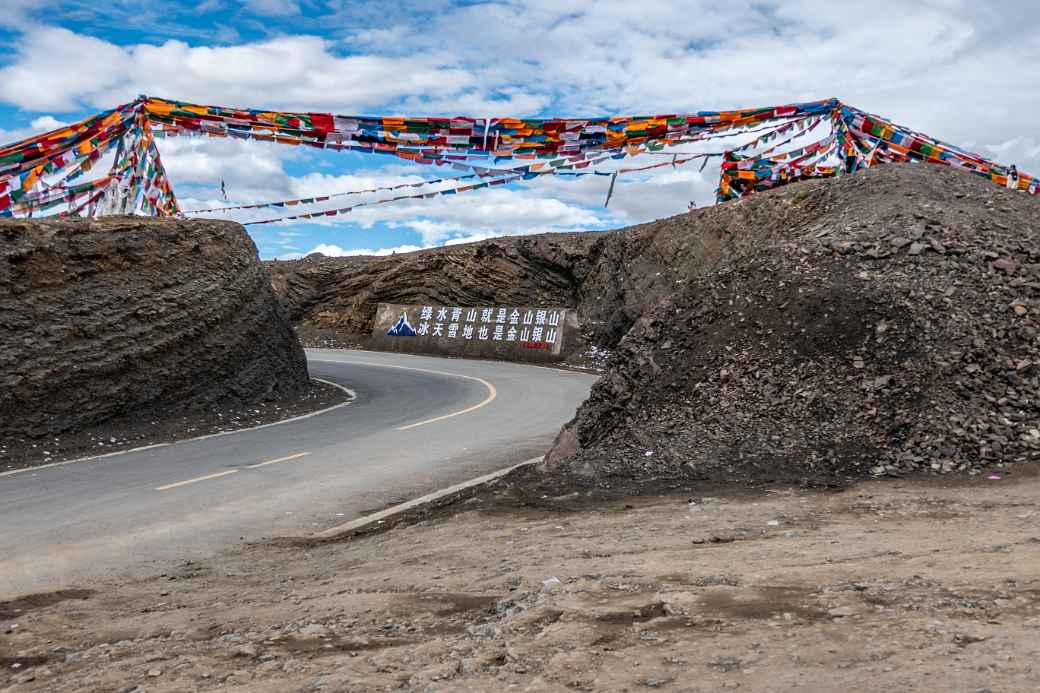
[2,468,1038,692]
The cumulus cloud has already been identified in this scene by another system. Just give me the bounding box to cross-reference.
[0,30,474,113]
[344,187,608,245]
[0,28,128,111]
[241,0,299,16]
[157,137,295,200]
[29,116,69,131]
[0,113,76,145]
[0,0,40,28]
[274,242,425,260]
[311,242,424,256]
[4,0,1040,258]
[4,2,1039,165]
[175,153,613,240]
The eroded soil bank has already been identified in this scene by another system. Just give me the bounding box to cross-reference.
[0,217,341,471]
[2,469,1037,692]
[541,164,1040,490]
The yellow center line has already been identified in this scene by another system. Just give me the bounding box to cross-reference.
[397,378,497,431]
[310,358,499,431]
[155,469,238,491]
[244,451,311,468]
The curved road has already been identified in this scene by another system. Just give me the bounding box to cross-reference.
[0,349,598,598]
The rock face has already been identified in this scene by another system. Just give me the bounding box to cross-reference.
[542,164,1040,487]
[266,209,732,354]
[0,217,309,439]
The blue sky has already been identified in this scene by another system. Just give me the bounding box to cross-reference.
[2,1,1039,259]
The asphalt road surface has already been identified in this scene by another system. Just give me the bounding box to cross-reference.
[0,349,598,599]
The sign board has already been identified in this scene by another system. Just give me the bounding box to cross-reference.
[369,302,577,362]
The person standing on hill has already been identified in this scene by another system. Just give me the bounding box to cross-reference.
[1007,164,1019,190]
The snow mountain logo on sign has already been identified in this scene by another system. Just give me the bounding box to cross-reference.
[386,312,417,337]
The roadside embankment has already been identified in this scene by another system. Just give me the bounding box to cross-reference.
[0,217,327,470]
[536,164,1039,492]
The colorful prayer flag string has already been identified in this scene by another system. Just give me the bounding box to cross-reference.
[0,95,1033,224]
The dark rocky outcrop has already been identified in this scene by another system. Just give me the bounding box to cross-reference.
[539,164,1040,489]
[1,217,309,439]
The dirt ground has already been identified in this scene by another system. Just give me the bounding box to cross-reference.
[3,468,1039,693]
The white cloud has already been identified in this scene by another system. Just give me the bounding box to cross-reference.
[349,187,607,245]
[157,136,294,200]
[29,115,68,131]
[0,28,128,111]
[304,242,425,257]
[5,1,1040,258]
[4,2,1039,174]
[0,113,76,145]
[0,31,474,113]
[175,151,613,245]
[242,0,299,16]
[195,0,225,12]
[0,0,39,28]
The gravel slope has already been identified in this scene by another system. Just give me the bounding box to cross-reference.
[540,164,1039,490]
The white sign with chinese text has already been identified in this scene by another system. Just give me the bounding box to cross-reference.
[378,303,568,356]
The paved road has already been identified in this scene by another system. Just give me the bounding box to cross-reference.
[0,349,597,598]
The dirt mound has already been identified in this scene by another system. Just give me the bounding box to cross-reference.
[536,164,1039,490]
[0,217,309,439]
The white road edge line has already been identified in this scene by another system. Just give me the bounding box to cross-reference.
[308,359,497,430]
[156,451,312,490]
[244,451,311,469]
[0,379,354,479]
[311,455,544,540]
[155,469,239,491]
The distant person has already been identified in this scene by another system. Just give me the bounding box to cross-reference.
[845,151,858,174]
[687,200,696,211]
[1007,164,1019,190]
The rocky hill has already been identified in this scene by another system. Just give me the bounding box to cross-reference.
[537,164,1039,491]
[1,217,309,440]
